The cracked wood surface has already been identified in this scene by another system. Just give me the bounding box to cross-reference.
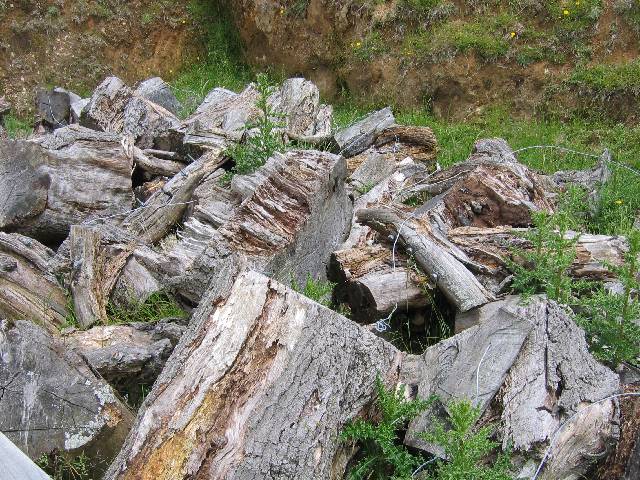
[106,271,402,480]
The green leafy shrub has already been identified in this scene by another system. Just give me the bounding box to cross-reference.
[106,291,185,325]
[508,188,586,304]
[225,73,285,178]
[341,377,434,480]
[577,229,640,366]
[291,274,335,307]
[419,399,513,480]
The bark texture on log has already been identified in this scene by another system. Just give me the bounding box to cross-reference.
[0,232,68,332]
[134,77,182,116]
[1,125,133,244]
[334,107,395,157]
[357,207,492,312]
[0,320,134,474]
[80,76,133,133]
[106,271,402,480]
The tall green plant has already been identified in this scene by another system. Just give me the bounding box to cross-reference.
[225,73,285,177]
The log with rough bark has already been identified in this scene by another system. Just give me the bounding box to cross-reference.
[105,270,403,480]
[134,77,182,116]
[357,207,492,312]
[80,76,133,132]
[122,96,182,150]
[402,296,620,480]
[1,125,133,244]
[0,232,68,332]
[329,244,432,321]
[0,320,134,475]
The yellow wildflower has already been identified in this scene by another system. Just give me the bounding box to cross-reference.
[615,199,624,205]
[563,9,570,15]
[280,7,285,15]
[355,41,362,48]
[510,31,516,38]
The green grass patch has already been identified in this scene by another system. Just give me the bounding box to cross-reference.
[3,114,32,138]
[106,292,186,325]
[569,60,640,95]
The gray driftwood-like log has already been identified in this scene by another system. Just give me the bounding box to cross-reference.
[357,207,492,312]
[63,319,186,396]
[1,125,133,244]
[402,296,620,480]
[105,270,403,480]
[0,232,68,332]
[329,244,431,321]
[334,107,396,157]
[0,320,134,474]
[122,96,182,150]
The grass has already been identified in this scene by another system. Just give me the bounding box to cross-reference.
[3,113,32,138]
[569,59,640,95]
[106,291,185,325]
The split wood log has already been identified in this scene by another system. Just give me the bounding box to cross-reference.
[0,320,134,475]
[132,146,184,177]
[402,296,620,480]
[329,244,432,321]
[105,270,403,480]
[80,76,133,132]
[134,77,182,116]
[1,125,133,244]
[0,232,68,332]
[357,207,493,312]
[122,96,182,150]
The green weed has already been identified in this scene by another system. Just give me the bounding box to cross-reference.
[341,377,435,480]
[419,399,513,480]
[37,451,92,480]
[569,60,640,96]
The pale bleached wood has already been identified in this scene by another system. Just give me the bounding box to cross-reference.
[0,433,50,480]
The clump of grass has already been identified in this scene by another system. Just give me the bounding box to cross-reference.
[568,60,640,96]
[291,274,335,307]
[106,291,185,325]
[3,113,32,138]
[351,31,388,62]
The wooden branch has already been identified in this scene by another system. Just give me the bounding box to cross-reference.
[357,208,493,312]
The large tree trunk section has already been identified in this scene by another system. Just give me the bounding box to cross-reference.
[106,271,402,480]
[0,320,134,475]
[0,232,68,332]
[357,207,493,312]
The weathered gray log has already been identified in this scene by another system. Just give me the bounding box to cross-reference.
[134,77,182,116]
[1,126,133,244]
[196,87,237,114]
[63,319,186,397]
[357,207,492,312]
[499,300,620,480]
[70,97,89,124]
[0,320,134,474]
[132,147,184,177]
[329,244,431,321]
[334,107,395,157]
[402,296,620,480]
[81,76,133,132]
[105,270,403,480]
[0,232,68,332]
[0,433,50,480]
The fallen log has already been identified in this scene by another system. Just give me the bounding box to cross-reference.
[0,232,68,332]
[0,433,50,480]
[357,207,493,312]
[105,270,403,480]
[334,107,395,157]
